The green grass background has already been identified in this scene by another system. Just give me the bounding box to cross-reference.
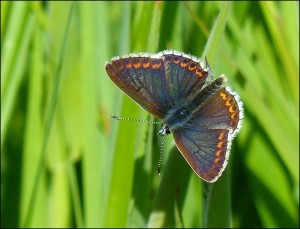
[1,1,299,228]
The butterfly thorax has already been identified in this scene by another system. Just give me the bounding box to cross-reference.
[162,106,192,133]
[159,76,229,135]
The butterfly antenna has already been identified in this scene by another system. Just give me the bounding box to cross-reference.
[204,56,213,80]
[204,56,211,71]
[157,135,165,176]
[111,115,161,125]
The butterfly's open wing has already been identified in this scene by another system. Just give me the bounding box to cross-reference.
[105,50,209,119]
[173,87,243,182]
[106,54,168,118]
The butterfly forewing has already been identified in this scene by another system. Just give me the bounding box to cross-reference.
[163,53,209,105]
[106,56,169,118]
[105,51,210,119]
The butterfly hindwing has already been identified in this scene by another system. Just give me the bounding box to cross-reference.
[173,128,231,182]
[173,86,243,182]
[186,87,243,136]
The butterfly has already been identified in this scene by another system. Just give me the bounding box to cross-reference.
[105,50,243,182]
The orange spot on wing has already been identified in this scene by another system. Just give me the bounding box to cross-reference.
[217,141,224,148]
[218,131,225,140]
[214,158,221,164]
[196,69,205,77]
[180,61,188,67]
[134,62,141,68]
[231,113,236,120]
[220,91,228,100]
[152,63,161,69]
[226,100,232,106]
[143,62,150,68]
[216,149,223,157]
[188,64,197,71]
[125,63,132,68]
[174,59,180,64]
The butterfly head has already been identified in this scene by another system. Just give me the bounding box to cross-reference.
[158,123,171,136]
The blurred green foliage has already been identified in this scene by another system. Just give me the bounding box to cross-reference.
[1,1,298,228]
